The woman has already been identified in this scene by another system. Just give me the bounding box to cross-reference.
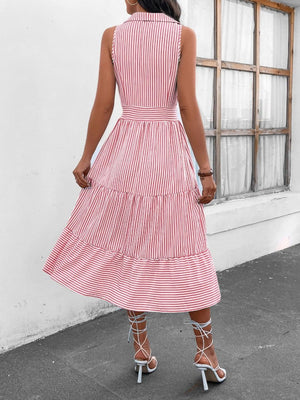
[43,0,226,391]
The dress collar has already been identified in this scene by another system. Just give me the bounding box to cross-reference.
[125,11,179,24]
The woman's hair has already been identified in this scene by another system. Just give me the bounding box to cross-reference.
[136,0,182,23]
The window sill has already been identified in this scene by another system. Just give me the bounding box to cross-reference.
[204,190,300,235]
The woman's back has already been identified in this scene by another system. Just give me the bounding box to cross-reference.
[86,12,198,197]
[112,11,182,109]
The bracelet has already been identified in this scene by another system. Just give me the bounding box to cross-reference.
[198,168,213,177]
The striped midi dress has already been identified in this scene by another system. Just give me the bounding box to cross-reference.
[42,11,222,313]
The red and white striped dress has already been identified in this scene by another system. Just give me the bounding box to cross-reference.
[42,11,221,313]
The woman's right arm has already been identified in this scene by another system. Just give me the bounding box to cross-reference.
[177,26,216,204]
[73,26,116,188]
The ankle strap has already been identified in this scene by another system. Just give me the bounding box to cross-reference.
[128,311,147,323]
[127,311,148,343]
[183,318,212,339]
[184,318,216,368]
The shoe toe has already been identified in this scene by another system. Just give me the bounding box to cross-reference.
[220,367,226,379]
[145,356,158,373]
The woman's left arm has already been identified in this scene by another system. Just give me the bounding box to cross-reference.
[73,26,117,188]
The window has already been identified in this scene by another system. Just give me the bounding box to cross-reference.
[187,0,294,202]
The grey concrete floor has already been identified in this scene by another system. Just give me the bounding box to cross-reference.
[1,244,300,400]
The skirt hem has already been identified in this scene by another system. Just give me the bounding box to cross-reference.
[43,227,222,313]
[43,268,222,313]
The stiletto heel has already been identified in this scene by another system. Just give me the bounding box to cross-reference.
[184,318,227,391]
[135,360,148,383]
[127,311,158,383]
[199,368,208,391]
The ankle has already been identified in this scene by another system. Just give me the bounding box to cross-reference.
[131,329,151,360]
[195,333,213,351]
[194,335,216,361]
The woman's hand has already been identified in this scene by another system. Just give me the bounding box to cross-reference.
[72,159,91,188]
[197,175,217,204]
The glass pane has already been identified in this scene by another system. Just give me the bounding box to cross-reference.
[196,67,214,129]
[257,134,286,190]
[221,0,254,64]
[259,74,287,129]
[188,0,214,58]
[260,6,289,69]
[221,69,253,129]
[221,136,253,196]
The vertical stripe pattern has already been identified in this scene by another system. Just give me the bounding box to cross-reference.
[42,12,221,313]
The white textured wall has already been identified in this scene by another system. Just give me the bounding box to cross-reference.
[0,1,299,354]
[290,6,300,192]
[0,0,125,353]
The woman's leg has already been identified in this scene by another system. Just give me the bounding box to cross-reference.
[188,308,225,378]
[127,310,157,368]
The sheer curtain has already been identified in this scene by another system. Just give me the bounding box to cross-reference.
[187,0,214,59]
[259,74,287,129]
[221,69,253,196]
[257,135,286,190]
[258,7,288,190]
[187,0,289,197]
[260,6,289,69]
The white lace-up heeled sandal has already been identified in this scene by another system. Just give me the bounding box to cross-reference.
[184,318,226,391]
[127,311,158,383]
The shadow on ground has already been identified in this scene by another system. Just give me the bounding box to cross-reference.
[1,244,300,399]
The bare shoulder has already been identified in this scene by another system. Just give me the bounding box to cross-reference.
[179,25,196,61]
[104,26,118,35]
[101,26,117,44]
[101,26,118,62]
[181,25,197,48]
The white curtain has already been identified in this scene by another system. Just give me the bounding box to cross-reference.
[221,69,253,130]
[195,67,214,130]
[259,74,287,129]
[257,135,286,190]
[221,136,253,196]
[260,6,289,69]
[222,0,254,64]
[188,0,288,196]
[220,69,253,196]
[187,0,214,59]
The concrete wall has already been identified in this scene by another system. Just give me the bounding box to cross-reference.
[0,0,299,353]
